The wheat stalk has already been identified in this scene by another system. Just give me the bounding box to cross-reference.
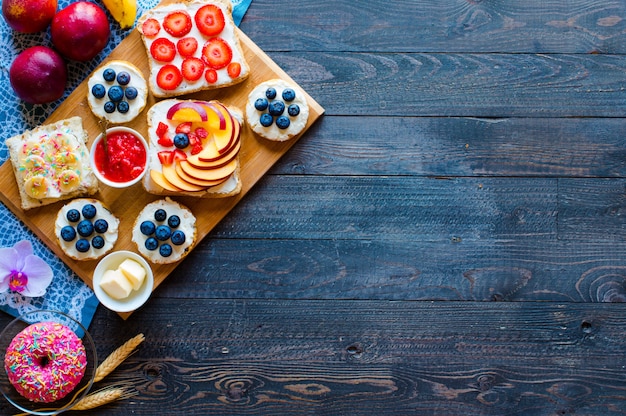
[94,333,145,382]
[72,385,137,411]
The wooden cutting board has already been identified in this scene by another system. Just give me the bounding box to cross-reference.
[0,26,324,318]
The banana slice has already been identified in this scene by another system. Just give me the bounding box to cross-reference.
[23,155,47,171]
[55,151,79,169]
[24,176,49,199]
[58,170,81,192]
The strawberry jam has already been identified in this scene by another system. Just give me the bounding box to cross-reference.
[94,130,147,183]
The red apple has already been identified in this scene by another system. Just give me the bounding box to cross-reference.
[2,0,57,32]
[10,46,67,104]
[51,2,110,62]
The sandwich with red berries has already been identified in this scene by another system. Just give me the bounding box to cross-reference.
[137,0,249,97]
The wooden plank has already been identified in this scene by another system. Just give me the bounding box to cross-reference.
[279,52,626,117]
[269,116,626,177]
[242,0,626,54]
[158,237,626,303]
[0,27,323,317]
[5,299,621,415]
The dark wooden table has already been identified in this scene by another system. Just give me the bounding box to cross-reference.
[4,0,626,414]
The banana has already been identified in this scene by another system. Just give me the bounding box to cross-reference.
[58,170,81,193]
[24,176,49,199]
[102,0,137,30]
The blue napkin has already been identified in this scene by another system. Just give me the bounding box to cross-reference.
[0,0,252,328]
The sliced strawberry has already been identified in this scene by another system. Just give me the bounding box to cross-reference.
[156,64,183,91]
[173,149,187,162]
[175,122,192,134]
[227,62,242,78]
[201,37,232,70]
[194,4,225,37]
[141,18,161,37]
[190,143,203,155]
[163,10,192,37]
[150,38,176,62]
[176,37,198,57]
[158,132,173,147]
[187,131,199,146]
[157,150,174,165]
[156,122,169,138]
[205,68,218,84]
[181,57,205,81]
[194,127,208,140]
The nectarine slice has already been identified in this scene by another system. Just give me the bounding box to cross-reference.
[179,159,238,181]
[150,169,183,192]
[162,163,207,192]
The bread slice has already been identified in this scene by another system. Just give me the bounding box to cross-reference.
[142,99,242,198]
[136,0,249,98]
[5,117,99,211]
[246,79,311,141]
[132,197,197,264]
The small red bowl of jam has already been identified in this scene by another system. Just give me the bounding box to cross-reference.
[90,127,148,188]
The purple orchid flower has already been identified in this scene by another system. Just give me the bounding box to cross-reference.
[0,240,53,297]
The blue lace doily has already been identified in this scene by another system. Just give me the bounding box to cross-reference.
[0,0,251,328]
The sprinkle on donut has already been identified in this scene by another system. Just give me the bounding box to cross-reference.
[4,322,87,403]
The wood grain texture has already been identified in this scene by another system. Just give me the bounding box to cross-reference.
[3,0,626,414]
[241,0,626,54]
[270,52,626,117]
[267,116,626,177]
[2,300,624,415]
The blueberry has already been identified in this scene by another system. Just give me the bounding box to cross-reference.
[269,100,285,116]
[108,86,124,102]
[92,235,105,249]
[154,209,167,222]
[288,104,300,117]
[117,101,130,114]
[173,133,190,149]
[82,204,97,219]
[77,220,94,237]
[103,68,116,82]
[125,87,138,100]
[266,87,277,99]
[171,230,186,245]
[140,221,156,235]
[66,209,81,222]
[81,204,96,220]
[276,116,290,129]
[168,215,180,228]
[145,237,158,251]
[104,101,116,113]
[94,218,109,234]
[155,225,171,241]
[282,88,296,102]
[75,239,90,253]
[60,226,76,242]
[117,71,131,85]
[254,98,268,111]
[159,244,173,257]
[259,113,273,127]
[91,84,106,99]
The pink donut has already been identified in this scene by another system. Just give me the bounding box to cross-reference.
[4,321,87,403]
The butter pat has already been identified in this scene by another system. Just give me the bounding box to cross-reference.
[99,269,133,299]
[118,258,146,290]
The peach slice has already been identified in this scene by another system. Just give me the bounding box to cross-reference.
[199,101,226,131]
[179,159,238,182]
[150,169,182,192]
[207,101,236,153]
[162,163,207,192]
[175,162,228,187]
[187,137,240,169]
[166,101,208,122]
[195,113,240,162]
